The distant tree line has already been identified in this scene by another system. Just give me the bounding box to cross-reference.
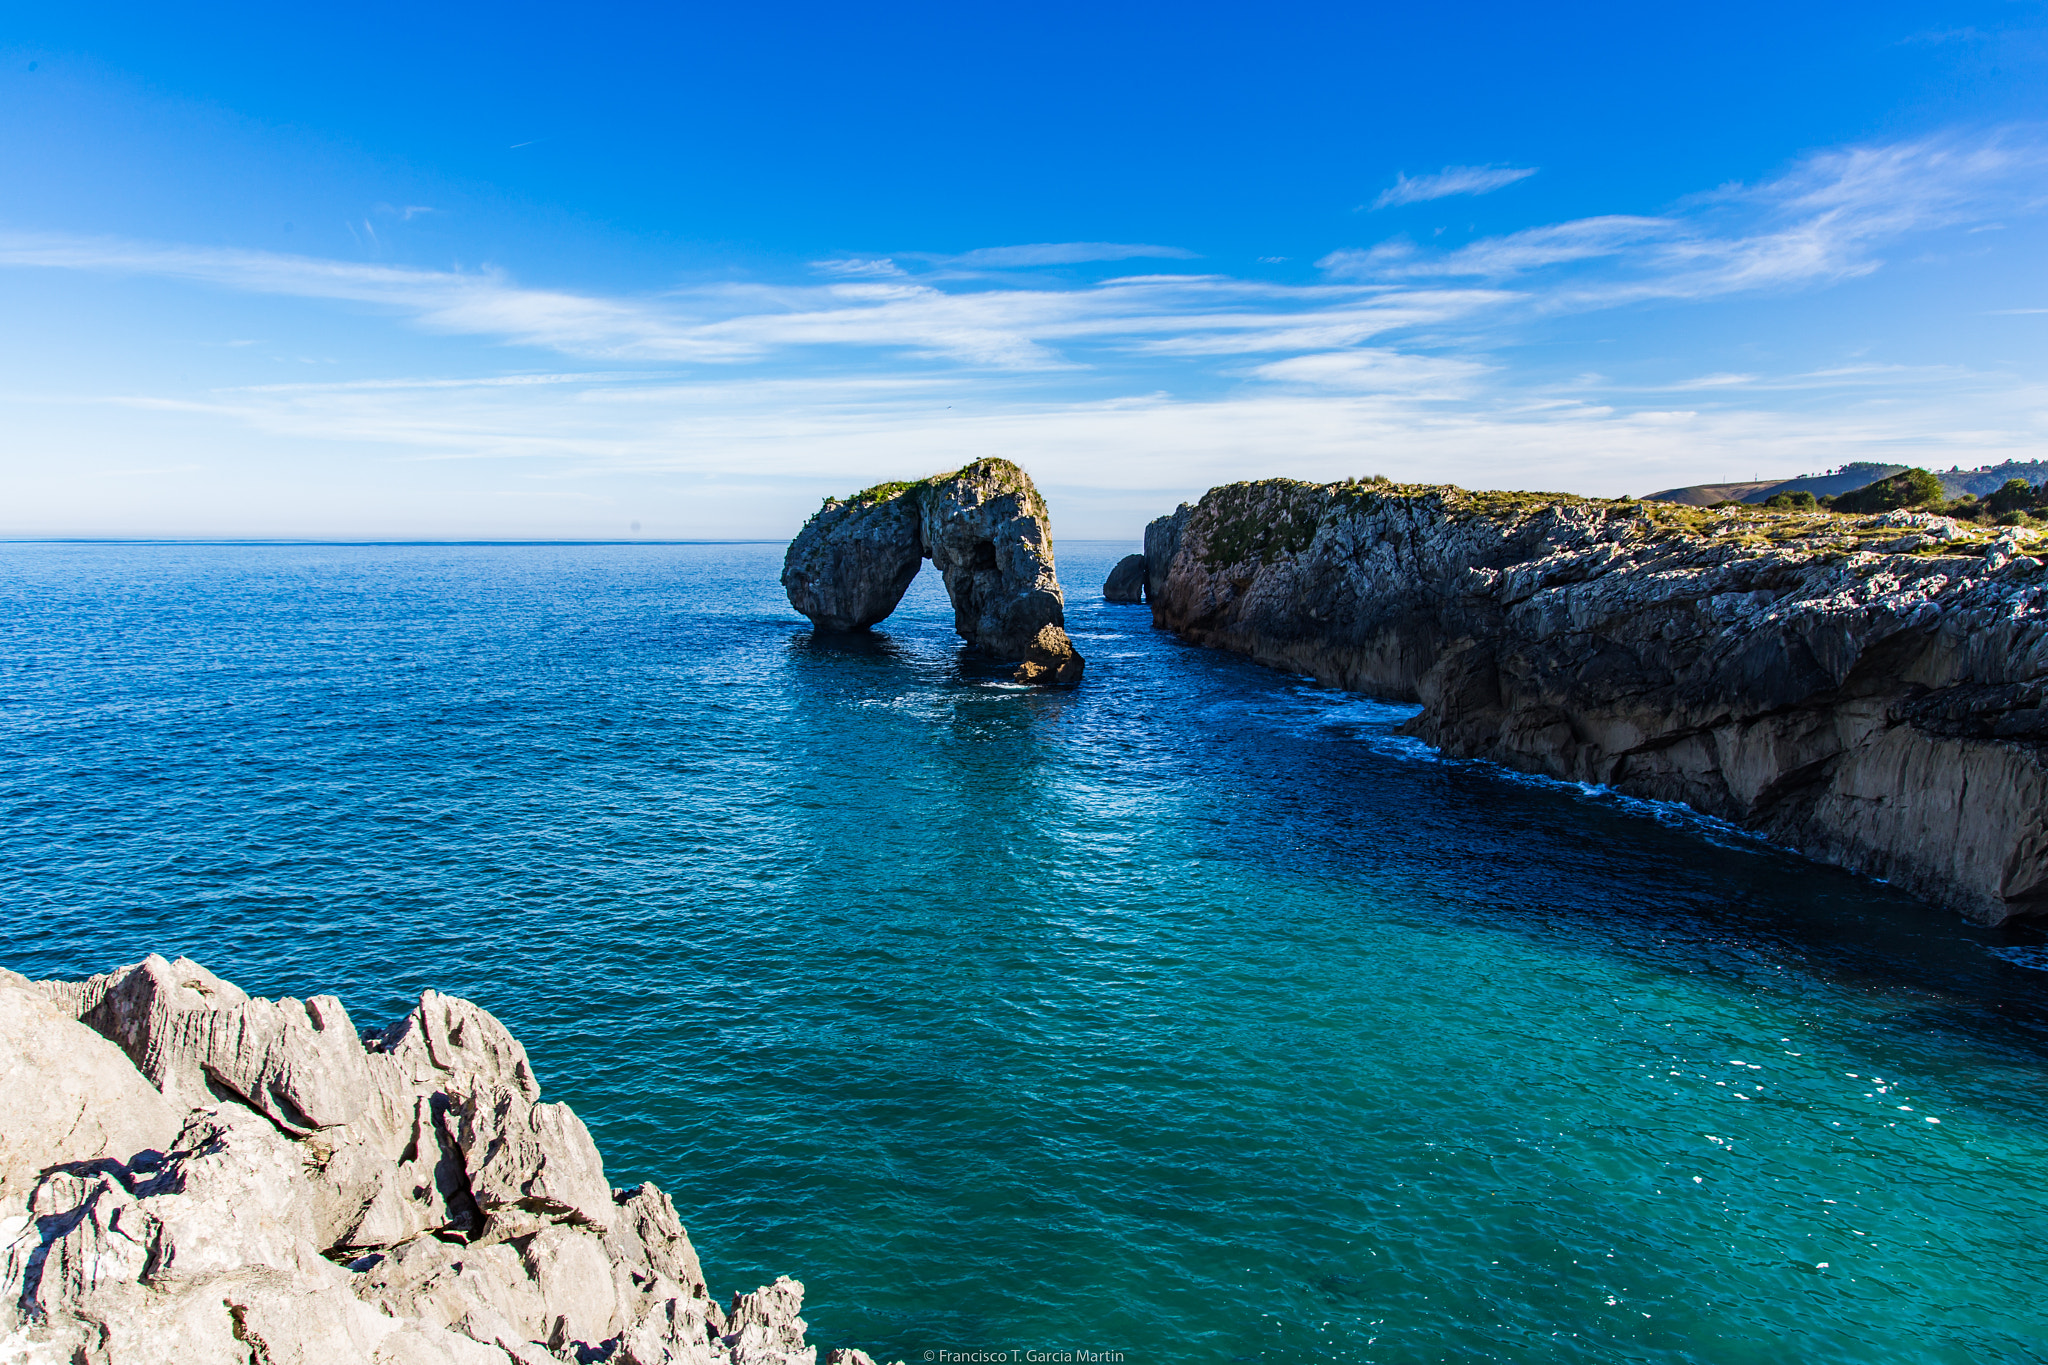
[1747,470,2043,525]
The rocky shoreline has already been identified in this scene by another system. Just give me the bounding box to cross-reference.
[2,956,895,1365]
[1143,478,2048,924]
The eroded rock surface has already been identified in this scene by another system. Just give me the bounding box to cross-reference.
[1102,554,1147,604]
[2,957,900,1365]
[1146,479,2048,923]
[781,494,925,632]
[781,459,1083,684]
[0,970,180,1206]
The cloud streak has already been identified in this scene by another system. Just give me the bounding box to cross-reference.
[11,131,2024,385]
[1326,131,2048,311]
[1373,165,1538,209]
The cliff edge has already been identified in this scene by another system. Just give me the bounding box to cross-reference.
[1145,479,2048,924]
[1,954,894,1365]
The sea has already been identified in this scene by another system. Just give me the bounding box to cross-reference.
[3,539,2046,1364]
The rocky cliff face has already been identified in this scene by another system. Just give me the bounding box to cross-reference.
[778,496,924,633]
[1,955,895,1365]
[781,460,1082,685]
[1145,478,2048,924]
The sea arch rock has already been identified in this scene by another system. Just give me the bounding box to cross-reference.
[781,458,1084,685]
[1102,554,1147,604]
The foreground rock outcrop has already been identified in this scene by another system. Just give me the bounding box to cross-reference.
[782,460,1083,685]
[1144,478,2048,924]
[2,956,896,1365]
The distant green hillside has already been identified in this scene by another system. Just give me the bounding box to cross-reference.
[1647,460,2046,506]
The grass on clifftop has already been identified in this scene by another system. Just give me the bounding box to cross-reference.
[1197,480,1330,568]
[830,458,1046,517]
[1191,475,2032,566]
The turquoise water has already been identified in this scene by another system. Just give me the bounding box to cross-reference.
[3,540,2047,1364]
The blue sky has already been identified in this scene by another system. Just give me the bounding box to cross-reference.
[4,1,2047,538]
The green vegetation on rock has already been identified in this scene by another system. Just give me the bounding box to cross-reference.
[1179,470,2040,571]
[1828,467,1946,514]
[829,457,1048,518]
[1196,480,1331,568]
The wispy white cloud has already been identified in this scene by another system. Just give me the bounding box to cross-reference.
[810,257,906,278]
[1373,165,1538,209]
[1325,132,2048,312]
[1322,216,1673,280]
[0,233,763,361]
[1248,349,1490,396]
[4,132,2034,380]
[0,232,1478,370]
[4,128,2047,535]
[1669,372,1761,389]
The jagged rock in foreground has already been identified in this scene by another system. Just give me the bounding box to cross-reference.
[1101,554,1147,604]
[1145,479,2048,924]
[1,956,899,1365]
[781,459,1083,685]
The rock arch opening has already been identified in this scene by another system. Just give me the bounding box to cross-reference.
[780,459,1084,685]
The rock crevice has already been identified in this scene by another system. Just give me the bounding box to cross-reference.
[2,956,900,1365]
[782,459,1083,685]
[1144,478,2048,923]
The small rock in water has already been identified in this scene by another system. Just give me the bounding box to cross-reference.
[1013,622,1085,686]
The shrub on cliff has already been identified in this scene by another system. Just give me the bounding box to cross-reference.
[1826,467,1945,514]
[1987,478,2042,516]
[1764,490,1818,510]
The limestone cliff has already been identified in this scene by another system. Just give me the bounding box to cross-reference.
[1144,478,2048,924]
[1,955,897,1365]
[781,459,1082,685]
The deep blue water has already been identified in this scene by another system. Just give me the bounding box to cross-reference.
[4,540,2048,1365]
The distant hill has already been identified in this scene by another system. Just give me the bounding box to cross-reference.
[1639,478,1795,507]
[1645,460,2047,506]
[1936,460,2048,498]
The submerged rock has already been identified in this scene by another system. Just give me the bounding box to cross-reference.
[1144,478,2048,924]
[1,957,896,1365]
[1102,554,1147,604]
[781,459,1084,685]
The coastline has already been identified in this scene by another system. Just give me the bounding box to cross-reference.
[1143,479,2048,923]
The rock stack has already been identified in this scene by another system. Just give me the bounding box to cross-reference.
[1,955,894,1365]
[782,459,1083,686]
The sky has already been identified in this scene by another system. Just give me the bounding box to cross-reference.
[4,1,2048,540]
